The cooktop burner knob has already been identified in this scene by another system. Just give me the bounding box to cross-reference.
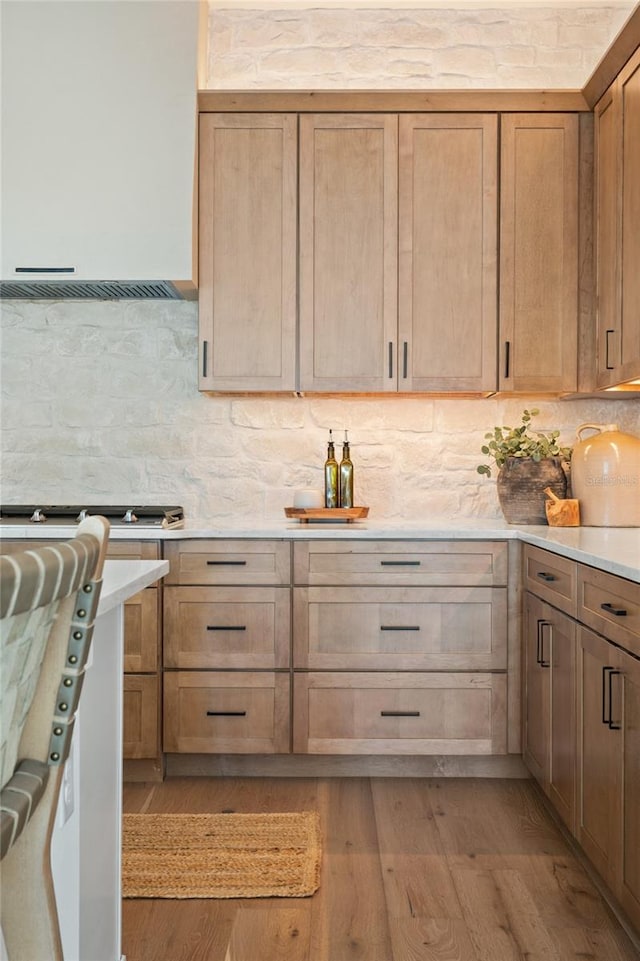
[77,510,89,522]
[122,509,138,524]
[30,509,47,523]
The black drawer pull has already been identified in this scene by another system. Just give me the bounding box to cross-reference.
[537,572,556,582]
[380,561,421,567]
[381,710,420,718]
[206,710,247,717]
[601,602,627,617]
[380,625,420,632]
[207,625,247,632]
[206,560,247,566]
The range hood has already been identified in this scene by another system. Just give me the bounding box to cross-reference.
[0,1,202,301]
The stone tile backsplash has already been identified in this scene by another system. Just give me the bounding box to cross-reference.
[2,300,638,523]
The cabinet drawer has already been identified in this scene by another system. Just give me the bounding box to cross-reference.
[124,588,159,672]
[164,586,290,669]
[524,545,577,616]
[164,540,291,586]
[107,541,160,561]
[294,541,507,587]
[163,671,290,754]
[578,565,640,657]
[123,674,159,759]
[293,586,507,671]
[293,672,507,755]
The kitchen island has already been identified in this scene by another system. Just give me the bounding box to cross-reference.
[0,557,169,961]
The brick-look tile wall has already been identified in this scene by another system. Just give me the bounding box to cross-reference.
[208,5,633,88]
[2,300,638,522]
[1,4,638,522]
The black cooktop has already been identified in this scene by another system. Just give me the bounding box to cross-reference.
[0,505,184,528]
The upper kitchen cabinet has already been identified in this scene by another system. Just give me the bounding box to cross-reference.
[399,115,497,392]
[198,114,297,391]
[499,114,579,392]
[298,114,398,392]
[595,48,640,389]
[1,1,201,299]
[298,113,497,393]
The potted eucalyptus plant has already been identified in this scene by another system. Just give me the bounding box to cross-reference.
[477,409,572,524]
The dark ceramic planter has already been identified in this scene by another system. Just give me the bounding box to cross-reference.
[497,457,567,525]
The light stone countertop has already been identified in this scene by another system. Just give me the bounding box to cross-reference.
[3,519,638,582]
[97,559,169,615]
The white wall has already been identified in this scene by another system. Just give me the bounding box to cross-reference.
[2,300,638,522]
[1,4,638,523]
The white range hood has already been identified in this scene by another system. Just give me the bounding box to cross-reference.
[0,0,202,300]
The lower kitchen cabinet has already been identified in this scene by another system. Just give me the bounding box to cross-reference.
[163,671,290,754]
[107,541,163,765]
[293,671,507,755]
[523,544,640,935]
[578,626,640,930]
[523,591,577,831]
[164,585,290,669]
[123,673,160,759]
[293,586,507,672]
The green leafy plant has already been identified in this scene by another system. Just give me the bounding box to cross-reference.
[477,408,572,478]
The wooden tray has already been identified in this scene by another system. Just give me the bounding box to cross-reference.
[284,506,369,523]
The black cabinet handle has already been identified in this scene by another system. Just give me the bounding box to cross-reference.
[605,329,615,370]
[402,341,408,379]
[388,341,394,379]
[380,710,420,718]
[537,572,556,582]
[608,670,621,730]
[202,340,208,378]
[601,602,627,617]
[380,560,421,567]
[380,625,420,632]
[207,625,247,632]
[536,619,551,668]
[206,710,247,717]
[206,560,247,566]
[504,341,511,379]
[602,666,615,726]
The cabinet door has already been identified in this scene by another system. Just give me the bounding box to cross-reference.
[123,588,159,672]
[523,593,550,787]
[299,114,398,392]
[198,113,297,391]
[123,674,159,759]
[547,604,577,833]
[398,114,497,392]
[597,48,640,388]
[577,627,622,887]
[619,643,640,931]
[619,49,640,385]
[594,84,621,386]
[500,114,579,391]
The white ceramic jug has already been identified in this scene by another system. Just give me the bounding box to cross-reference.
[571,424,640,527]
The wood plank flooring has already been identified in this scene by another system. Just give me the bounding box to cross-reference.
[122,777,640,961]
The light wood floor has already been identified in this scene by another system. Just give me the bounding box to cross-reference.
[122,777,640,961]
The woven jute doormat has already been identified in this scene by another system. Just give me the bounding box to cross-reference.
[122,811,321,899]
